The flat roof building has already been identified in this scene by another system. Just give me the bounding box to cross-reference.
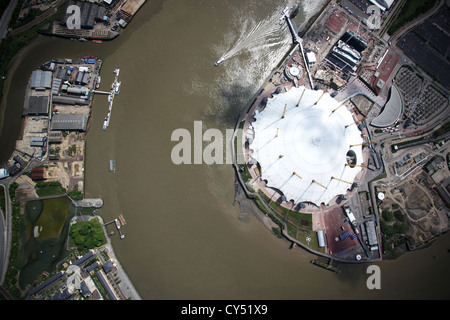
[52,95,89,106]
[26,95,49,115]
[51,114,87,131]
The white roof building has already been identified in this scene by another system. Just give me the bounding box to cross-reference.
[249,87,364,206]
[370,83,403,128]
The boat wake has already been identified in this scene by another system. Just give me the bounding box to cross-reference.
[214,4,291,66]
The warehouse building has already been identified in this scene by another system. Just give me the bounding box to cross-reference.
[52,95,89,106]
[26,95,49,115]
[51,114,87,131]
[30,70,52,90]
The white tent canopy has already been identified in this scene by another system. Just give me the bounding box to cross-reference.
[249,87,364,205]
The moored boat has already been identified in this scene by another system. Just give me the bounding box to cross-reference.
[95,76,101,89]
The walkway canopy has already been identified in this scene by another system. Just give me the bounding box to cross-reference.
[249,87,364,205]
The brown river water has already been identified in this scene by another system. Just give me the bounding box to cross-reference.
[0,0,449,299]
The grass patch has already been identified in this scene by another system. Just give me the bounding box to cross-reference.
[35,181,66,197]
[34,197,70,238]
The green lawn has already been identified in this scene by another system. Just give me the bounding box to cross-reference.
[30,197,70,238]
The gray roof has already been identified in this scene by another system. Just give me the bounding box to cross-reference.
[28,271,64,296]
[52,95,89,106]
[52,78,62,95]
[365,220,378,246]
[371,83,403,128]
[27,95,49,115]
[51,113,87,131]
[103,260,116,273]
[30,70,52,89]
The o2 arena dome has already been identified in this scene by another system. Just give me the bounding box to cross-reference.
[248,86,365,206]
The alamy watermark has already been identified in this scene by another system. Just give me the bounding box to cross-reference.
[366,265,381,289]
[66,5,81,30]
[171,121,244,165]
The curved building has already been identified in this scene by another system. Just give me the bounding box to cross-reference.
[249,86,364,206]
[370,83,403,128]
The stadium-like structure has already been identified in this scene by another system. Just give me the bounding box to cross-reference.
[248,86,366,206]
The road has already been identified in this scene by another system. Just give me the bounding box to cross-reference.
[0,0,18,40]
[0,177,13,287]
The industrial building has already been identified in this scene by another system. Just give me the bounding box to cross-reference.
[52,95,89,106]
[31,167,45,181]
[326,31,367,73]
[51,114,87,131]
[76,72,90,86]
[30,70,52,90]
[26,95,49,115]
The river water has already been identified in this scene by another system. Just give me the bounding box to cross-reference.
[1,0,449,299]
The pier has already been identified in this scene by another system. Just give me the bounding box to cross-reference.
[104,215,126,239]
[93,68,121,130]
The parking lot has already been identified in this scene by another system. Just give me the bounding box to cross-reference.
[397,32,450,89]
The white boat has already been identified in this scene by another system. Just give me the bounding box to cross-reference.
[102,117,108,130]
[109,160,116,173]
[115,81,121,94]
[214,57,224,66]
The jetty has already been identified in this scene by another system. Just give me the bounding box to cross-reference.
[92,68,121,130]
[311,258,341,273]
[104,216,126,240]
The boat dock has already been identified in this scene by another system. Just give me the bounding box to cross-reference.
[92,68,121,130]
[104,215,126,239]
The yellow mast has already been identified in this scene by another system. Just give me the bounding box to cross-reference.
[332,97,351,113]
[345,117,367,128]
[314,88,327,105]
[350,142,374,147]
[345,163,368,168]
[293,172,302,179]
[312,179,327,189]
[296,88,306,107]
[331,176,352,184]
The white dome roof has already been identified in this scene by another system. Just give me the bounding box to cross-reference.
[250,86,364,205]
